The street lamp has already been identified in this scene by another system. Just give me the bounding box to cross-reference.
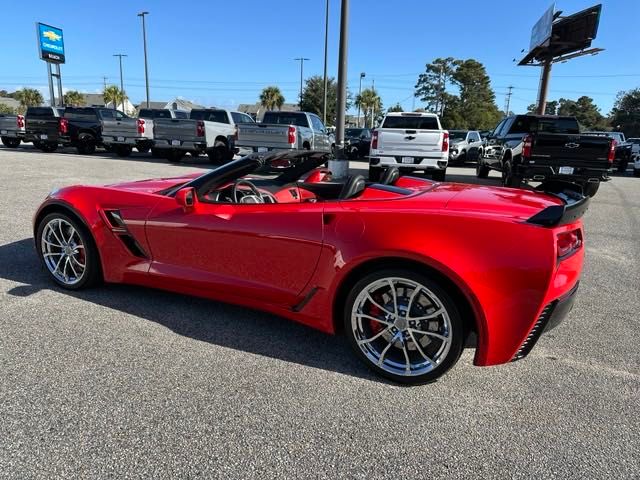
[137,11,150,108]
[322,0,329,125]
[294,57,310,109]
[357,72,365,128]
[113,54,128,112]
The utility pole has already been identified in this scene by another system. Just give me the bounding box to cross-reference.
[322,0,329,125]
[294,57,310,108]
[505,85,513,115]
[536,59,552,115]
[102,76,108,91]
[357,72,365,127]
[328,0,349,179]
[113,54,128,112]
[137,11,150,108]
[370,78,375,128]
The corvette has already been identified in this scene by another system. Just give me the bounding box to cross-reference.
[34,151,588,384]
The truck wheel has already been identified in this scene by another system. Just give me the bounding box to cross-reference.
[501,160,522,188]
[476,161,490,178]
[76,134,96,155]
[617,160,628,173]
[431,169,446,182]
[151,148,162,158]
[583,182,600,197]
[634,168,640,178]
[167,150,184,163]
[40,143,58,153]
[1,137,21,148]
[207,141,227,164]
[115,145,133,157]
[369,167,382,182]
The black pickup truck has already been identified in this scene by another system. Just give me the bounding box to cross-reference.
[25,106,65,152]
[478,115,614,197]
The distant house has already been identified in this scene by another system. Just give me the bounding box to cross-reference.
[81,93,136,116]
[237,102,300,121]
[0,97,21,111]
[135,98,205,114]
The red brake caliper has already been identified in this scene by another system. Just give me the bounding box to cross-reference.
[368,304,384,334]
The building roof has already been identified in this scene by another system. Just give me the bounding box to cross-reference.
[135,98,205,112]
[237,102,300,120]
[82,93,106,106]
[0,97,20,109]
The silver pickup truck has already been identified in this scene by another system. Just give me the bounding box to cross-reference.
[152,109,254,163]
[236,111,333,153]
[0,113,26,148]
[101,109,154,156]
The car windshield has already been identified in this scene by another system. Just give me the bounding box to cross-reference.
[449,131,467,140]
[382,115,439,130]
[190,110,229,123]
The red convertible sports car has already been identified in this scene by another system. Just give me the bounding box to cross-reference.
[34,151,588,384]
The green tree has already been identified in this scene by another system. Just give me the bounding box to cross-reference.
[299,76,351,126]
[355,88,382,128]
[557,96,607,130]
[449,59,501,130]
[387,103,403,113]
[63,90,86,106]
[610,88,640,137]
[0,103,17,114]
[526,100,558,115]
[414,57,456,115]
[16,88,44,110]
[259,86,285,111]
[103,85,126,110]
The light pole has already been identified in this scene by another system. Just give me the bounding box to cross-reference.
[357,72,365,127]
[294,57,309,108]
[328,0,349,179]
[137,11,150,108]
[322,0,329,125]
[113,54,128,112]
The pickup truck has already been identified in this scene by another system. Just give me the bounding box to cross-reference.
[25,106,65,152]
[100,109,154,156]
[368,112,449,182]
[478,115,613,196]
[629,138,640,177]
[583,131,633,172]
[152,108,253,163]
[448,129,483,164]
[236,111,333,154]
[0,113,25,148]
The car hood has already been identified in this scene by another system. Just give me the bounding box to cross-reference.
[105,173,202,194]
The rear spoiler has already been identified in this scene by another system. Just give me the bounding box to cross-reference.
[527,181,590,227]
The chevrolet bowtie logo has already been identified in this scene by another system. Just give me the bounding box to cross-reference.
[565,142,580,148]
[405,136,416,140]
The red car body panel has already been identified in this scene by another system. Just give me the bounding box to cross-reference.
[35,169,584,367]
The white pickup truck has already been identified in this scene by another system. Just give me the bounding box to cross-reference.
[100,109,154,156]
[152,109,255,163]
[0,113,26,148]
[368,112,449,181]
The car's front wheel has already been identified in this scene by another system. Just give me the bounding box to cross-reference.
[1,137,21,148]
[36,213,101,290]
[344,269,464,384]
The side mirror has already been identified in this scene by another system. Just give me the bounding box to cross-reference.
[176,187,196,212]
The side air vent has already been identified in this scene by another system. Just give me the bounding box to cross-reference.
[511,301,557,361]
[104,209,126,230]
[117,234,148,258]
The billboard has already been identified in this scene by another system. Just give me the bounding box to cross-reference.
[529,4,555,52]
[36,23,65,64]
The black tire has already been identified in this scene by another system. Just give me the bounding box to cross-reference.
[343,268,465,385]
[151,147,163,158]
[456,151,467,165]
[76,133,96,155]
[431,169,446,182]
[634,168,640,178]
[207,141,227,164]
[36,212,101,290]
[115,145,133,157]
[501,160,522,188]
[39,142,58,153]
[166,150,184,163]
[369,167,382,182]
[617,160,628,173]
[136,145,151,154]
[583,182,600,197]
[1,137,21,148]
[476,161,490,178]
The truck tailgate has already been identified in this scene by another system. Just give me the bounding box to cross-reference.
[102,119,139,139]
[0,116,18,133]
[153,119,200,143]
[531,133,612,169]
[26,118,59,137]
[237,123,293,149]
[377,129,443,155]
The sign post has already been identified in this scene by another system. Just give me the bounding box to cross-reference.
[36,22,65,106]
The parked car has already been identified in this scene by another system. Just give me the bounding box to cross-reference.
[33,150,588,385]
[100,110,154,156]
[344,127,372,159]
[583,131,633,172]
[478,115,614,196]
[236,111,333,154]
[0,112,25,148]
[368,112,449,182]
[138,108,189,120]
[629,138,640,177]
[24,106,65,152]
[152,108,252,163]
[448,130,483,165]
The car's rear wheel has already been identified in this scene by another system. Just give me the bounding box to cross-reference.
[476,161,490,178]
[344,269,464,384]
[501,160,522,188]
[1,137,21,148]
[76,133,96,155]
[36,213,101,290]
[207,141,228,164]
[431,169,446,182]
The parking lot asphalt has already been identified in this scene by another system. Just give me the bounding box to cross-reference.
[0,145,638,479]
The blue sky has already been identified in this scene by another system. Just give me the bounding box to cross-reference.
[1,0,638,115]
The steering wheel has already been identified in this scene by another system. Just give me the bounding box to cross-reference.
[233,179,264,203]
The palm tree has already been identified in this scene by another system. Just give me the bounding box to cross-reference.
[103,85,126,110]
[355,88,382,128]
[259,86,285,111]
[16,88,44,109]
[63,90,86,107]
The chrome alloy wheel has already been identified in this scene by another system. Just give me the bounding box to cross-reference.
[40,218,86,286]
[351,277,452,377]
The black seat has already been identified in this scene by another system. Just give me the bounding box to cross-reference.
[380,167,400,185]
[339,175,366,200]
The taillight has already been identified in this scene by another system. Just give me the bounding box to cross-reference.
[371,130,378,150]
[522,134,533,159]
[16,115,24,128]
[441,132,449,152]
[58,118,68,135]
[608,139,616,164]
[137,118,145,135]
[196,120,205,137]
[287,126,296,144]
[557,229,582,259]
